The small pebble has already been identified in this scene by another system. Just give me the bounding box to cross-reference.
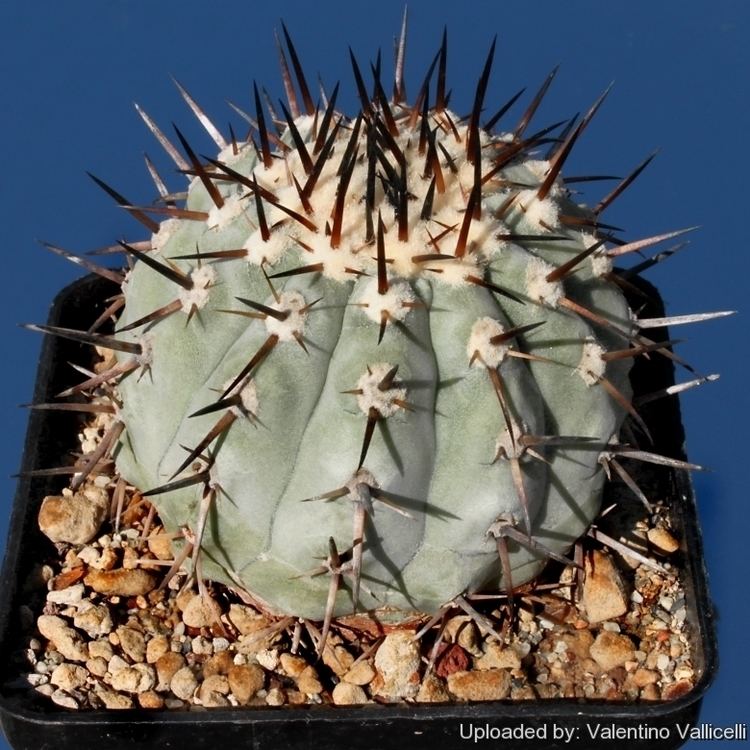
[50,663,87,692]
[138,691,165,709]
[191,636,213,655]
[47,585,84,607]
[475,641,521,671]
[37,616,88,662]
[38,493,107,545]
[656,653,671,671]
[203,651,234,677]
[170,666,198,701]
[117,626,146,663]
[373,632,421,700]
[227,605,272,636]
[109,664,155,694]
[662,679,693,701]
[50,689,78,709]
[445,616,482,657]
[147,531,174,561]
[332,682,367,705]
[89,640,114,662]
[343,660,376,686]
[84,569,156,597]
[641,683,661,701]
[86,657,108,678]
[228,664,264,705]
[155,652,186,690]
[296,666,323,695]
[181,594,219,629]
[108,655,129,674]
[199,675,230,706]
[265,687,286,706]
[322,643,354,677]
[256,648,279,671]
[279,653,307,678]
[632,668,659,688]
[647,527,680,554]
[73,605,113,638]
[95,685,134,709]
[590,632,636,672]
[447,669,511,701]
[146,635,169,664]
[582,551,629,624]
[416,673,451,703]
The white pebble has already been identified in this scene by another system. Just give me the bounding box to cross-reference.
[46,585,85,606]
[50,689,78,709]
[659,595,674,611]
[191,636,213,655]
[256,649,279,671]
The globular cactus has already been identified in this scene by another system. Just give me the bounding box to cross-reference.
[30,19,729,629]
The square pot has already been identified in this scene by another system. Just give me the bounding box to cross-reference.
[0,274,718,750]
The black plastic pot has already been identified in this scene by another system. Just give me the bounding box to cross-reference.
[0,274,718,750]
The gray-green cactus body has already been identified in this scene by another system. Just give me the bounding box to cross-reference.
[112,66,637,620]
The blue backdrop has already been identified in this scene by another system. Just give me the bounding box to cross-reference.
[1,2,747,748]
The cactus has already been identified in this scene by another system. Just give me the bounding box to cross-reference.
[29,18,730,631]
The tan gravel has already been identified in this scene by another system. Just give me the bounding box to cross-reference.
[582,550,629,623]
[38,491,107,545]
[447,669,512,701]
[84,569,156,597]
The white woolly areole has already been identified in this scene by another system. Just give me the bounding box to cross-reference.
[576,232,613,278]
[243,229,292,267]
[517,189,560,229]
[357,278,415,324]
[525,257,564,307]
[417,252,483,287]
[222,376,259,419]
[136,334,154,367]
[345,468,378,508]
[217,141,251,165]
[576,337,607,386]
[482,221,511,259]
[524,159,552,182]
[207,193,246,230]
[263,290,308,342]
[178,265,216,313]
[467,317,510,369]
[151,218,181,255]
[355,363,407,418]
[304,232,361,282]
[590,250,613,278]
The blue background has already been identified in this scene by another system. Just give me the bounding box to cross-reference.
[1,1,747,747]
